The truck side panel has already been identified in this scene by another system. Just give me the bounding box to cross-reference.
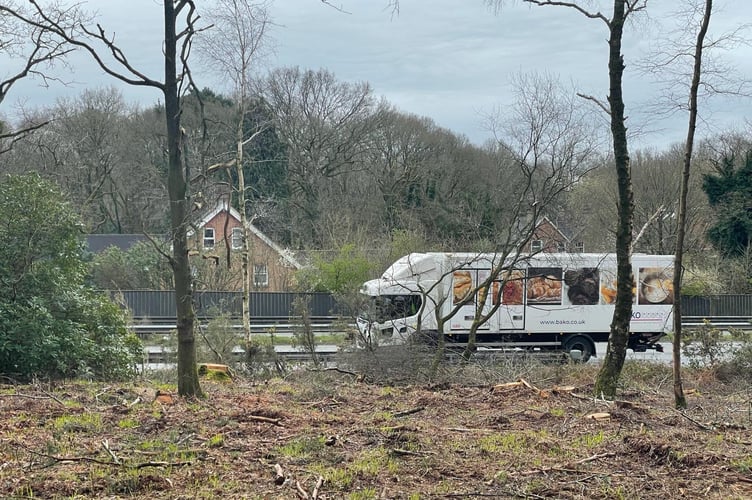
[441,253,673,339]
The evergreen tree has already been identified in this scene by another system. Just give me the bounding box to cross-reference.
[703,152,752,257]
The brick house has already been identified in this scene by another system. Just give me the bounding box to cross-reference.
[530,216,584,253]
[188,199,302,291]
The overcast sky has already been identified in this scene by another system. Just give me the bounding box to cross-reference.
[3,0,751,151]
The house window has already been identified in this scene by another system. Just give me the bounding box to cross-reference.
[530,239,543,253]
[203,228,215,249]
[253,264,269,287]
[231,227,243,250]
[574,241,585,253]
[556,242,566,252]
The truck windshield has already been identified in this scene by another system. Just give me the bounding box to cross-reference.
[361,294,422,323]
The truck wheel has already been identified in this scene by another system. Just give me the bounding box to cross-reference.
[563,335,595,363]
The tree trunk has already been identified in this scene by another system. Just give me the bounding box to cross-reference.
[594,0,633,399]
[164,0,202,398]
[238,114,252,344]
[674,0,713,410]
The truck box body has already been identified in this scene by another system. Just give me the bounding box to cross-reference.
[357,253,674,360]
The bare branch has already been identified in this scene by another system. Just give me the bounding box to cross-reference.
[637,0,752,119]
[577,92,611,116]
[0,120,49,155]
[522,0,610,25]
[631,204,665,252]
[320,0,352,14]
[4,0,164,90]
[0,4,77,106]
[241,127,267,147]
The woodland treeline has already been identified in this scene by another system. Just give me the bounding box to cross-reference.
[1,71,750,292]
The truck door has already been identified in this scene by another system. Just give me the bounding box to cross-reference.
[449,269,492,331]
[495,269,525,330]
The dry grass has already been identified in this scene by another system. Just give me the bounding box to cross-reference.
[1,358,751,499]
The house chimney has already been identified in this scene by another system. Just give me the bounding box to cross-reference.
[219,193,231,212]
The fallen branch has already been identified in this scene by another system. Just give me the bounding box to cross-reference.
[296,480,309,499]
[94,386,113,402]
[391,448,432,457]
[393,406,425,418]
[574,452,617,465]
[518,378,540,392]
[442,427,495,433]
[312,475,324,499]
[567,391,592,401]
[132,448,206,457]
[23,444,193,469]
[1,391,66,406]
[493,381,524,392]
[518,378,550,398]
[249,414,282,426]
[493,379,554,396]
[134,460,192,469]
[322,367,361,378]
[676,410,713,431]
[101,439,120,465]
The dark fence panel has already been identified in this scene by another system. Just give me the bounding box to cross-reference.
[110,290,176,319]
[108,290,341,320]
[110,291,751,322]
[682,294,752,318]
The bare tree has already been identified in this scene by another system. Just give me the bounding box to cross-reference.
[0,1,76,154]
[3,0,206,396]
[483,0,646,398]
[361,106,436,235]
[670,0,713,410]
[198,0,273,343]
[260,67,377,246]
[451,71,602,359]
[639,0,750,407]
[644,0,714,408]
[487,71,605,194]
[639,1,750,121]
[12,87,166,233]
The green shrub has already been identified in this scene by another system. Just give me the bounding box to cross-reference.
[197,311,241,365]
[296,243,374,294]
[682,322,730,369]
[682,321,751,372]
[90,241,173,290]
[717,337,752,382]
[0,174,141,380]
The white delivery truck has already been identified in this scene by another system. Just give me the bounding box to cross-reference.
[356,253,675,362]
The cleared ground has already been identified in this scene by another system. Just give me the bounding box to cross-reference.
[1,355,751,499]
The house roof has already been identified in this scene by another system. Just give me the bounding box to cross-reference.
[191,198,303,270]
[86,234,151,253]
[537,216,571,243]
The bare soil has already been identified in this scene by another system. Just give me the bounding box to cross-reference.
[1,359,751,499]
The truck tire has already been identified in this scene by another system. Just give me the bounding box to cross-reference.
[563,335,595,363]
